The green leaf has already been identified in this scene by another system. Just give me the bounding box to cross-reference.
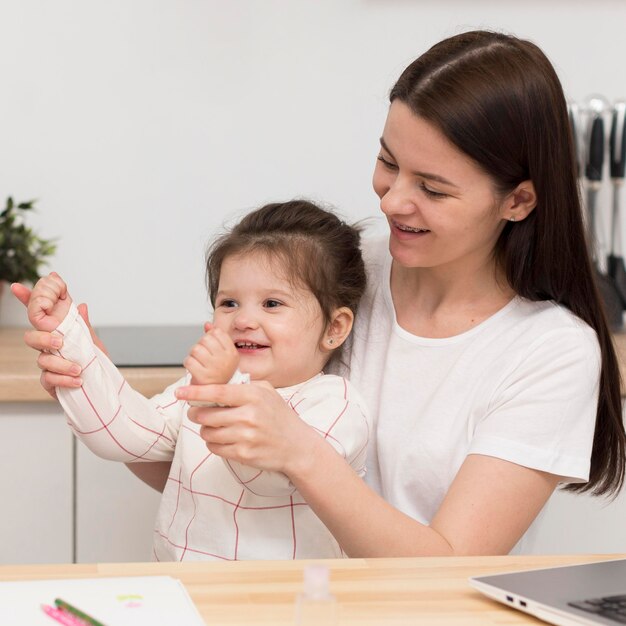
[0,196,57,283]
[0,198,10,218]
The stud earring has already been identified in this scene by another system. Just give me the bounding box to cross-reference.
[509,216,516,222]
[328,338,335,345]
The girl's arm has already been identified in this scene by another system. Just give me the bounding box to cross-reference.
[52,302,183,462]
[13,283,173,489]
[180,382,559,556]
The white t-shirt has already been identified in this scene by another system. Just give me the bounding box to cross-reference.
[339,236,601,545]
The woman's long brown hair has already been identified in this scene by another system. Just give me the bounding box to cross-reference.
[390,30,625,496]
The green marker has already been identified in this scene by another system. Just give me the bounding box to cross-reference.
[54,597,108,626]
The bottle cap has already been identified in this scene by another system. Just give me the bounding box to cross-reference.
[303,564,331,599]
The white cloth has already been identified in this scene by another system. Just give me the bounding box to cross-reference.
[54,302,370,561]
[339,236,601,545]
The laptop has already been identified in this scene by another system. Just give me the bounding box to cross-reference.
[470,558,626,625]
[95,325,202,367]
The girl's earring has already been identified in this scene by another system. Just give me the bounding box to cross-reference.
[509,216,516,222]
[328,338,335,345]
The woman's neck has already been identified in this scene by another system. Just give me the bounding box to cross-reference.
[390,259,516,338]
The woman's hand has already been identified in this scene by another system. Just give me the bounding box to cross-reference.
[177,381,317,475]
[11,283,103,398]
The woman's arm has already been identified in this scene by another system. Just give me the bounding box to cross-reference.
[224,377,370,497]
[125,461,172,492]
[289,434,559,556]
[179,382,559,556]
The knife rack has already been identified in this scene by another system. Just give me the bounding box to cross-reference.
[568,97,626,328]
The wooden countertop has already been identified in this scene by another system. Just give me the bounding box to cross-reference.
[0,327,183,402]
[3,326,626,402]
[0,554,622,624]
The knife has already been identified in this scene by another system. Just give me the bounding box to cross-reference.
[585,96,606,264]
[584,95,623,328]
[608,100,626,307]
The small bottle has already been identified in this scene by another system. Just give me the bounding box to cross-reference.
[294,564,338,625]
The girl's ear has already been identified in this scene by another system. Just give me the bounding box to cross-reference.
[321,307,354,352]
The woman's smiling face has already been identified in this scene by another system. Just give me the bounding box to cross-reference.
[372,100,509,274]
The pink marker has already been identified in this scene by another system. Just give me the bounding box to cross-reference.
[41,604,87,626]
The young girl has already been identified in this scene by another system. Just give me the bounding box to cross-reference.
[24,199,369,561]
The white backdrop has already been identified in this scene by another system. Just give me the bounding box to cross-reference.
[2,0,626,326]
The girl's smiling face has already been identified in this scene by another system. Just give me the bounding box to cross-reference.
[373,100,509,275]
[212,251,330,388]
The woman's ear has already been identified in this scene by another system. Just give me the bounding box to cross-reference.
[502,180,537,223]
[321,307,354,352]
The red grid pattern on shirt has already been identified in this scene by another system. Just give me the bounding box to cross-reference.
[60,326,367,561]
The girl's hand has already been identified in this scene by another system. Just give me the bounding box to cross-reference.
[178,382,317,475]
[15,272,73,332]
[184,324,240,385]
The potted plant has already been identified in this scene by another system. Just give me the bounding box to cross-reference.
[0,197,56,300]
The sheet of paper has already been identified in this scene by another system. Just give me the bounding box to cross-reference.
[0,575,206,625]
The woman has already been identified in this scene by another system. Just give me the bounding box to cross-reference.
[15,30,625,556]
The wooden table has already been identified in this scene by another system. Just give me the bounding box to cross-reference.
[0,554,622,625]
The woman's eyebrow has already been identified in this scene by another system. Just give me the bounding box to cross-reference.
[379,137,459,188]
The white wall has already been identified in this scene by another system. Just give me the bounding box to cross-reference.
[2,0,626,326]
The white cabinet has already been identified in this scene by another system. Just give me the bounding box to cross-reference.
[75,442,161,563]
[0,403,161,564]
[0,404,73,564]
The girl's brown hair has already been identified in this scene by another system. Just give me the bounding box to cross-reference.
[390,30,625,496]
[206,200,366,362]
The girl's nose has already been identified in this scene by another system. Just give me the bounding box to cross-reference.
[233,309,259,330]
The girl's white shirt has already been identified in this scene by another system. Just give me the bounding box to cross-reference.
[52,302,370,561]
[337,236,601,552]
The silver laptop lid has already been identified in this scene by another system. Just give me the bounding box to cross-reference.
[470,558,626,626]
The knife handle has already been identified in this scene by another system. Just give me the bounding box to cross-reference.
[586,115,605,182]
[568,102,582,177]
[610,101,626,180]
